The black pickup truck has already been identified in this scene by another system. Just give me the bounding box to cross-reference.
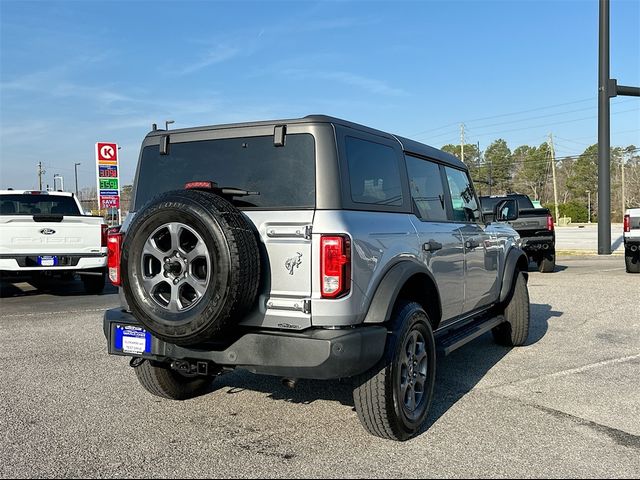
[480,194,556,272]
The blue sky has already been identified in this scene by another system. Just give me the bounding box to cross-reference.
[1,0,639,191]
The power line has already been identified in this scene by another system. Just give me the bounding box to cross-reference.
[409,96,596,137]
[464,107,639,139]
[450,99,634,133]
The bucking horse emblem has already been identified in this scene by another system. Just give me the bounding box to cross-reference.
[285,252,303,275]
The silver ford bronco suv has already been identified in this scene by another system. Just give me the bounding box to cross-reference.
[104,115,530,441]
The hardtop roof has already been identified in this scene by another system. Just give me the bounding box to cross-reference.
[145,114,467,170]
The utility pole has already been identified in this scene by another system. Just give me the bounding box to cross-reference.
[460,123,465,163]
[37,162,45,190]
[621,160,625,216]
[548,134,560,223]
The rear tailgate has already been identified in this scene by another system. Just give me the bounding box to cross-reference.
[239,210,313,331]
[626,209,640,241]
[0,215,104,255]
[508,208,551,236]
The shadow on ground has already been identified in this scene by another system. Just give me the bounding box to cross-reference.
[0,277,117,298]
[202,302,562,436]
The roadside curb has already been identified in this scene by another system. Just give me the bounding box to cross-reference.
[556,249,624,256]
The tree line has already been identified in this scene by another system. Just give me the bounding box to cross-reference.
[441,140,640,223]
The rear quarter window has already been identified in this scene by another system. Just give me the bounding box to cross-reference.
[345,136,403,207]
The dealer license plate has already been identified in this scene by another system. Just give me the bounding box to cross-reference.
[37,255,58,267]
[114,325,152,355]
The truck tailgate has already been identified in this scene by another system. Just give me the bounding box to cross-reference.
[0,215,104,255]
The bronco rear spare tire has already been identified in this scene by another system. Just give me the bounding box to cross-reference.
[122,189,260,346]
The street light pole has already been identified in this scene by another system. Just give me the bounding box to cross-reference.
[165,120,175,131]
[74,162,81,196]
[587,191,591,224]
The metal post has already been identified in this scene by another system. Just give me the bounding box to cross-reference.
[549,134,560,223]
[598,0,611,254]
[587,191,591,223]
[74,162,81,196]
[460,123,465,163]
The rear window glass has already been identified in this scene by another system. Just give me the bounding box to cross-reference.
[134,134,315,210]
[0,195,81,215]
[346,136,402,206]
[480,195,533,212]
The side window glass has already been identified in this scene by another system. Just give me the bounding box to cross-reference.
[405,155,447,221]
[444,167,481,223]
[346,136,403,206]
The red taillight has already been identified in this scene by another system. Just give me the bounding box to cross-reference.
[624,214,631,233]
[547,215,554,232]
[320,235,350,299]
[107,228,123,286]
[101,224,108,247]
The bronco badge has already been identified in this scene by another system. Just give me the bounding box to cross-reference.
[285,252,302,275]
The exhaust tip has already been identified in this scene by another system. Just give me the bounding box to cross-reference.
[281,378,298,389]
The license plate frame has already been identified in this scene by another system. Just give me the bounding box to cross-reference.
[37,255,58,267]
[113,324,152,355]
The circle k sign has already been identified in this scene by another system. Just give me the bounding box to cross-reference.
[97,142,118,162]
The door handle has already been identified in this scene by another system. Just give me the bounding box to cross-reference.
[423,240,443,252]
[465,239,480,250]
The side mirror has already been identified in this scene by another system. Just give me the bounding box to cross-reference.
[494,199,518,222]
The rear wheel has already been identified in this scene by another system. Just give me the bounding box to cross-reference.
[537,250,555,273]
[82,268,106,294]
[134,360,210,400]
[353,301,436,441]
[626,249,640,273]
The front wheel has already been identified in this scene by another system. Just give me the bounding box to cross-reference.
[135,360,210,400]
[493,271,530,346]
[353,301,436,441]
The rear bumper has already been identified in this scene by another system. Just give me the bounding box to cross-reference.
[103,309,387,380]
[520,236,555,251]
[0,254,106,271]
[624,237,640,249]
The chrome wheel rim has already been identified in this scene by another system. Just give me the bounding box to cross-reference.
[140,222,211,313]
[399,329,428,420]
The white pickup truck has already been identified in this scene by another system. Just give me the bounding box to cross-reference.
[0,190,108,292]
[624,208,640,274]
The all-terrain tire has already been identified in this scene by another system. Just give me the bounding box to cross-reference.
[492,271,530,346]
[122,189,260,346]
[135,360,210,400]
[353,301,436,441]
[538,250,556,273]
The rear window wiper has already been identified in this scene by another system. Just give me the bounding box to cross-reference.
[219,187,260,197]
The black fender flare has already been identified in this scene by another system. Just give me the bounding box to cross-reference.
[362,260,442,327]
[499,247,529,304]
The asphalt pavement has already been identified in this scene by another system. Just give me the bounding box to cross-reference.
[1,258,638,478]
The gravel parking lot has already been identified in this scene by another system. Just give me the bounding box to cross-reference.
[1,256,638,478]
